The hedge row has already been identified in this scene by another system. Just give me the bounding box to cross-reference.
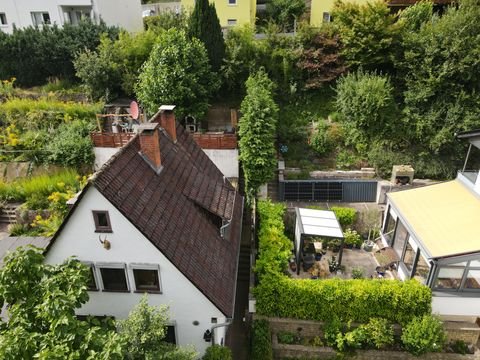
[254,276,431,325]
[255,200,291,279]
[250,319,273,360]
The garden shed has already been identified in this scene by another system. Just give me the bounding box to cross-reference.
[294,208,344,275]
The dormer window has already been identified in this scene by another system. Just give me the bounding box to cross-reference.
[93,210,112,233]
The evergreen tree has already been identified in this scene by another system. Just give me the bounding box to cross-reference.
[188,0,225,72]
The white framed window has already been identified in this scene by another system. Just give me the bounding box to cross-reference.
[0,13,7,26]
[92,210,112,233]
[83,262,99,291]
[227,19,237,26]
[31,12,51,26]
[130,264,162,293]
[97,263,129,292]
[228,0,237,5]
[323,12,331,23]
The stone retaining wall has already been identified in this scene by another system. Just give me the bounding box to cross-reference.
[257,316,480,360]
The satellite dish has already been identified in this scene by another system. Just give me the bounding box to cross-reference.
[130,101,139,120]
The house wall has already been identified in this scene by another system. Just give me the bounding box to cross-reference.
[181,0,255,27]
[44,187,227,357]
[93,147,121,171]
[433,296,480,318]
[0,0,142,34]
[94,0,143,32]
[310,0,371,27]
[202,149,239,178]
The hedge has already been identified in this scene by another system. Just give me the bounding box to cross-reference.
[251,319,273,360]
[255,200,291,279]
[254,276,431,325]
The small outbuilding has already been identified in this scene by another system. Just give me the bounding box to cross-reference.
[294,208,344,275]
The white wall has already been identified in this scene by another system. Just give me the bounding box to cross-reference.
[45,187,227,356]
[94,0,143,32]
[93,147,120,171]
[433,296,480,318]
[0,0,142,33]
[202,149,239,178]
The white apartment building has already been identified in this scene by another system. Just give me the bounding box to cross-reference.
[0,0,143,34]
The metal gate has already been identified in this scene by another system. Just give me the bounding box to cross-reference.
[279,180,377,202]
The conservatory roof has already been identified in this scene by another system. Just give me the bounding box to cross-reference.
[388,180,480,259]
[296,208,344,238]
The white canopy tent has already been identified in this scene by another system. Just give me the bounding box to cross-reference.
[294,208,344,274]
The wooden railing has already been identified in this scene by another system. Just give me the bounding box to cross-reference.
[90,132,135,148]
[192,133,237,149]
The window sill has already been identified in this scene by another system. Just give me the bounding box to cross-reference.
[95,229,113,233]
[134,290,162,294]
[87,288,99,292]
[101,289,130,293]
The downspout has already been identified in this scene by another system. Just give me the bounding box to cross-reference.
[210,319,233,346]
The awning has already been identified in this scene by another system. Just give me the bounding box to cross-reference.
[297,208,344,238]
[388,180,480,258]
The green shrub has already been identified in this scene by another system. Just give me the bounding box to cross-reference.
[336,318,394,352]
[45,120,95,168]
[401,315,445,355]
[0,170,80,202]
[255,200,292,279]
[310,121,333,155]
[351,268,364,279]
[0,20,119,86]
[8,223,27,236]
[251,319,273,360]
[277,331,297,344]
[324,316,343,347]
[449,340,469,355]
[202,345,232,360]
[255,277,431,325]
[331,207,357,228]
[344,229,362,248]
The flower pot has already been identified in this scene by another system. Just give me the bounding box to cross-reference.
[363,240,375,252]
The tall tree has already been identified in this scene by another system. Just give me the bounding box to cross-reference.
[188,0,225,72]
[135,28,219,119]
[239,70,278,202]
[332,0,402,73]
[0,247,123,359]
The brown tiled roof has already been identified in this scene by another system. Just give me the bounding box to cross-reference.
[93,124,243,317]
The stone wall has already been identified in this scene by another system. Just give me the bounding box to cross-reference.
[257,316,480,360]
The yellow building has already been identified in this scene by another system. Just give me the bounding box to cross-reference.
[181,0,256,28]
[310,0,372,27]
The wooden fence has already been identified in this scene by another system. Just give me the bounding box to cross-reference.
[192,133,237,149]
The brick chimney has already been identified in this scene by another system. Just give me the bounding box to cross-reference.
[159,105,177,143]
[138,123,162,171]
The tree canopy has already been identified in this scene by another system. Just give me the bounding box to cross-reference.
[188,0,225,72]
[0,247,123,359]
[135,28,219,118]
[239,70,278,201]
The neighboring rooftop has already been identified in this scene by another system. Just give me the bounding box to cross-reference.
[388,180,480,259]
[0,236,51,265]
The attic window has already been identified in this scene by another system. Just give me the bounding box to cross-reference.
[99,265,129,292]
[86,264,98,291]
[93,210,112,233]
[133,268,161,293]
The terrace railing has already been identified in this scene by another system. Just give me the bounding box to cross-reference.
[90,132,135,148]
[192,133,237,149]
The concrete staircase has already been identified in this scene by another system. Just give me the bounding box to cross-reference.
[0,204,17,225]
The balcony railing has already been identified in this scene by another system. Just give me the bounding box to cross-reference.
[192,133,237,149]
[90,132,135,148]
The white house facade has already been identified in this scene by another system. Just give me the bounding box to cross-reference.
[44,107,243,357]
[0,0,143,34]
[45,187,228,355]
